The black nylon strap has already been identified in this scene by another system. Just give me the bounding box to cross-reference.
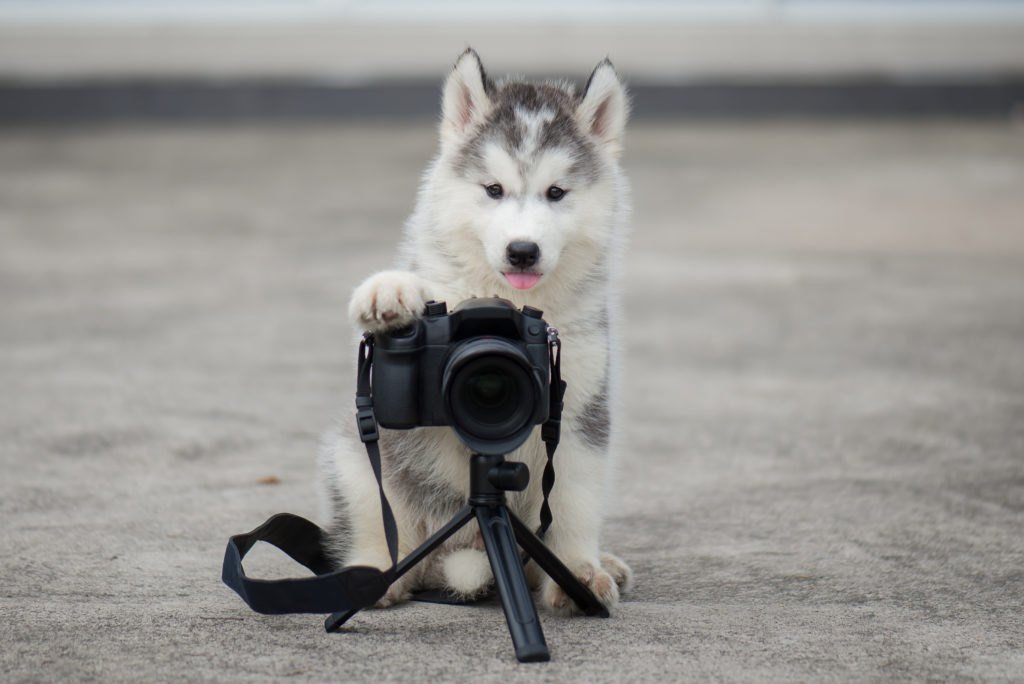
[222,513,390,614]
[355,335,400,572]
[536,332,565,540]
[221,335,400,615]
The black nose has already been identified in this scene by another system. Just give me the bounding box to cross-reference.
[506,241,540,268]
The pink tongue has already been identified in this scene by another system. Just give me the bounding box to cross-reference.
[505,272,542,290]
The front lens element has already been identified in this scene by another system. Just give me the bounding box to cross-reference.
[467,368,516,412]
[442,338,544,454]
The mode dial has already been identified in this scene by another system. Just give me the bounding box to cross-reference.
[424,301,448,317]
[522,305,544,319]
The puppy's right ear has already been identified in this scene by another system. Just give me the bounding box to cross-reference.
[576,58,629,159]
[441,48,494,149]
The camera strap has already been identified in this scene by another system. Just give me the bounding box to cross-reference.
[220,335,399,615]
[353,333,402,573]
[222,330,564,615]
[537,327,566,540]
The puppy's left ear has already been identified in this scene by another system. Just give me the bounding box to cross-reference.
[576,59,629,158]
[441,48,494,149]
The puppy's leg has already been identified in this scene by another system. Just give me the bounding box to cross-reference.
[538,431,632,615]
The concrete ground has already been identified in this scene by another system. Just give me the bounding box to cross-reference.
[2,120,1023,681]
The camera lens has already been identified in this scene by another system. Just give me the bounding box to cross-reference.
[442,339,544,455]
[458,359,528,427]
[467,368,516,413]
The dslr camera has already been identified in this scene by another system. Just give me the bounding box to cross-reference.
[370,297,553,455]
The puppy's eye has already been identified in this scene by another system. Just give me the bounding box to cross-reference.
[546,185,566,201]
[485,184,504,199]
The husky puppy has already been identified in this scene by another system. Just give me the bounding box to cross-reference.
[320,49,632,613]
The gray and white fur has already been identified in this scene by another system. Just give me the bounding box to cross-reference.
[319,49,632,613]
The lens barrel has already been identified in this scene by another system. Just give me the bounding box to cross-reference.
[442,338,545,455]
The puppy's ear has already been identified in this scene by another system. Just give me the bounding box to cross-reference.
[441,48,494,148]
[576,59,629,158]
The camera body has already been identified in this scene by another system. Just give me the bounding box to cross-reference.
[371,297,551,455]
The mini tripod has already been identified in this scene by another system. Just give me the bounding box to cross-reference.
[324,452,609,663]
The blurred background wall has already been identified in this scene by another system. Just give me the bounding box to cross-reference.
[2,0,1023,120]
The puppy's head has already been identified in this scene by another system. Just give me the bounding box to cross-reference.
[430,49,629,297]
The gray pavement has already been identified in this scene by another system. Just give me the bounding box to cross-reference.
[2,120,1024,681]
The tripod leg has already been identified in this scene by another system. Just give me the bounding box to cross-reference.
[475,505,550,663]
[325,505,476,633]
[509,514,610,618]
[324,607,359,633]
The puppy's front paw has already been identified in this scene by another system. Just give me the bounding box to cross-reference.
[599,551,633,595]
[542,558,620,616]
[371,582,411,609]
[349,271,429,333]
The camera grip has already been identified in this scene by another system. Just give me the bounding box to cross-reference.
[371,330,422,428]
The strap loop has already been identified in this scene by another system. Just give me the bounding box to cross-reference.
[221,513,390,614]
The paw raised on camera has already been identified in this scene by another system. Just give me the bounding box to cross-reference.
[542,554,632,615]
[349,271,429,333]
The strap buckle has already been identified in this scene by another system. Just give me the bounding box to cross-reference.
[356,405,379,443]
[541,417,560,444]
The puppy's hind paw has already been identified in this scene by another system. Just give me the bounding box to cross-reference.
[371,583,411,609]
[600,551,633,594]
[541,560,620,616]
[442,548,494,601]
[349,271,429,333]
[370,573,413,610]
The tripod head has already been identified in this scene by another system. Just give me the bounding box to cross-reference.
[469,453,530,506]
